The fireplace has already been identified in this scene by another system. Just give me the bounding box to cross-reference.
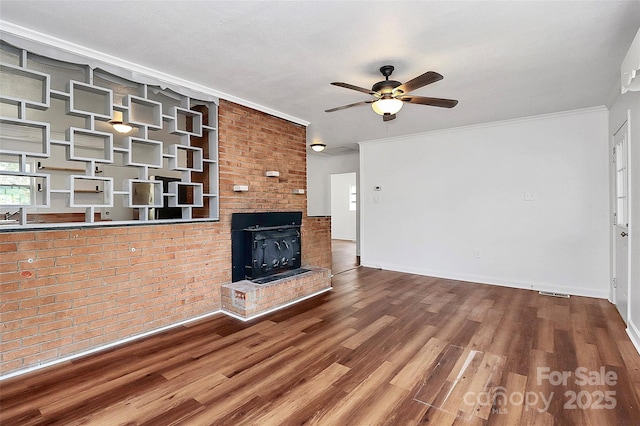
[231,212,305,283]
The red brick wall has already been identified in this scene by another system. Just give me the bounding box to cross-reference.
[0,100,331,376]
[302,216,332,269]
[218,100,307,219]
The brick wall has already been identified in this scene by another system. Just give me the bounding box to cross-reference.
[0,99,331,376]
[218,100,307,218]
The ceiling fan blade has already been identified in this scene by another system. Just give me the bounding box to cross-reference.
[393,71,443,95]
[383,113,396,122]
[325,100,374,113]
[398,95,458,108]
[331,82,376,95]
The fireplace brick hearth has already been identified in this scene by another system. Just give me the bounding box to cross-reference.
[221,266,331,319]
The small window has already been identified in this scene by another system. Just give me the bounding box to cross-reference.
[0,161,33,205]
[349,185,357,211]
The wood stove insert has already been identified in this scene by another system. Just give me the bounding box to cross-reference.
[231,212,305,283]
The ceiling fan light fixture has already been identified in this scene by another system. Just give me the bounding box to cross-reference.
[310,143,326,152]
[371,98,403,116]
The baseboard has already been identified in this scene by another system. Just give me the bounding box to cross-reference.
[360,262,609,299]
[627,319,640,356]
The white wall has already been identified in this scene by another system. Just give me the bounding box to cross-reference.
[330,172,357,240]
[359,107,610,298]
[609,89,640,351]
[307,152,359,216]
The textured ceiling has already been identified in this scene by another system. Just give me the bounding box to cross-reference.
[1,1,639,152]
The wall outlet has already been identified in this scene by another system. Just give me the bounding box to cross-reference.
[524,192,535,201]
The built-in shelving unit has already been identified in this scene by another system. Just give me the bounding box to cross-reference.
[0,41,219,228]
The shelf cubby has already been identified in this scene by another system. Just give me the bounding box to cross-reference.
[66,127,113,163]
[0,172,50,207]
[0,63,50,109]
[168,144,203,172]
[68,175,113,207]
[124,95,163,130]
[67,80,113,119]
[169,106,203,137]
[125,137,163,168]
[0,117,50,157]
[127,179,163,208]
[167,181,203,207]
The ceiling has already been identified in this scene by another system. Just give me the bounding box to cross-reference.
[1,1,639,154]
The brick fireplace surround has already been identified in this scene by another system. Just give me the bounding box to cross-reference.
[0,100,332,377]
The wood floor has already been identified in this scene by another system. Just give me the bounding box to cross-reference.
[331,239,359,275]
[2,262,640,424]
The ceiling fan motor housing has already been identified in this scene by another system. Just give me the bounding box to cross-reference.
[372,80,401,95]
[373,65,401,95]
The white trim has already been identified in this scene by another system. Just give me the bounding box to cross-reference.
[360,262,609,299]
[223,287,333,322]
[0,20,309,127]
[358,106,608,147]
[627,319,640,356]
[0,309,222,381]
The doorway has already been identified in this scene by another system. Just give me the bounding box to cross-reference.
[330,172,358,274]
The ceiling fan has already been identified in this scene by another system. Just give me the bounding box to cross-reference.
[325,65,458,122]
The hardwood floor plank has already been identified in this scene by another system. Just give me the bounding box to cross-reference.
[307,360,396,425]
[487,372,527,426]
[390,337,448,391]
[69,371,228,425]
[139,398,205,426]
[347,382,410,426]
[535,317,556,354]
[186,346,305,424]
[340,314,396,350]
[236,362,350,425]
[458,352,506,420]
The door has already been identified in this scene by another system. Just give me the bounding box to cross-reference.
[614,119,630,324]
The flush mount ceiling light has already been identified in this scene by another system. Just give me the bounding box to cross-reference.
[325,65,458,122]
[310,143,326,152]
[109,110,133,134]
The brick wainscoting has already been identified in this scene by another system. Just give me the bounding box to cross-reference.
[0,99,332,377]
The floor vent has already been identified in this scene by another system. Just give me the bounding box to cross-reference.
[538,291,570,298]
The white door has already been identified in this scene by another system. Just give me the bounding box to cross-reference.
[614,120,630,324]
